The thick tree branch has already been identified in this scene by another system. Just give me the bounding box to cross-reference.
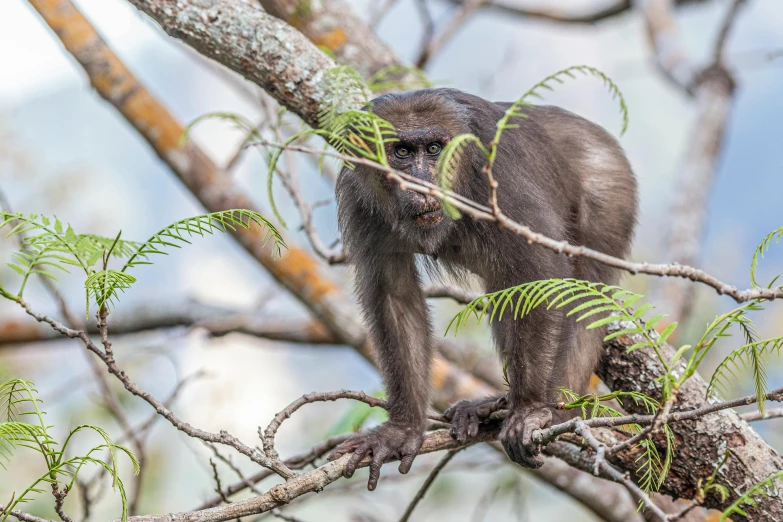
[598,322,783,519]
[258,0,414,84]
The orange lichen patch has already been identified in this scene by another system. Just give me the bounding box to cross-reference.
[29,0,185,153]
[587,374,602,394]
[271,247,340,304]
[0,320,41,344]
[311,29,347,53]
[303,320,337,343]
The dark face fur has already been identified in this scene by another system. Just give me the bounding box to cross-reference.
[362,90,473,252]
[387,127,450,228]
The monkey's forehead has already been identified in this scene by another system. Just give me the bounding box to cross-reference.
[371,90,470,133]
[394,126,453,143]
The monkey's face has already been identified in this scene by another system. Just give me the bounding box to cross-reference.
[387,128,451,230]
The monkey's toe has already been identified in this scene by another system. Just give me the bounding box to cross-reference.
[445,397,505,442]
[499,407,551,469]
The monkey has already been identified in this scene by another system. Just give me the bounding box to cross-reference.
[327,88,638,490]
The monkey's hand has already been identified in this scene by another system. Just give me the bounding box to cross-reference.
[327,422,424,491]
[499,405,552,469]
[443,396,507,442]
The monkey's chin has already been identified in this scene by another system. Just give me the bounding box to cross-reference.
[413,209,444,228]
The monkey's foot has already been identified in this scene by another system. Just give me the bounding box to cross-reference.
[443,396,507,442]
[499,406,552,469]
[327,422,424,491]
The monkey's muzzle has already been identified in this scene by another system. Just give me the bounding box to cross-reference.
[412,205,443,227]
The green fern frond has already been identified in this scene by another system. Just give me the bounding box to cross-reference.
[0,422,47,467]
[70,211,283,315]
[707,337,782,413]
[559,388,659,419]
[559,387,672,492]
[72,234,142,265]
[448,279,673,380]
[318,66,371,131]
[85,269,137,315]
[122,210,285,271]
[528,65,628,135]
[720,471,783,520]
[0,379,51,438]
[436,133,487,219]
[61,425,140,491]
[328,109,397,163]
[366,64,433,93]
[488,65,628,169]
[750,226,783,287]
[681,301,764,391]
[0,213,90,296]
[0,380,138,522]
[181,111,261,147]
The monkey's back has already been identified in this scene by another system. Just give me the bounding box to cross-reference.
[500,104,639,285]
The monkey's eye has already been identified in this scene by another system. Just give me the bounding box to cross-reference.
[425,143,442,155]
[394,146,411,158]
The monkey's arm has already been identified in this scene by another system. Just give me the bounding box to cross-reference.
[329,251,432,490]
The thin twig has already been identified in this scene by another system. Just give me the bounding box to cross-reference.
[741,407,783,422]
[0,505,52,522]
[445,0,632,24]
[575,421,666,521]
[196,434,351,509]
[371,0,400,27]
[249,139,783,304]
[260,390,444,475]
[209,458,231,504]
[16,298,292,479]
[416,0,491,68]
[398,448,462,522]
[713,0,747,64]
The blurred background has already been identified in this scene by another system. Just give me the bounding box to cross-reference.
[0,0,781,520]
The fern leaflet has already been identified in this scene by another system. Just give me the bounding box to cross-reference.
[750,226,783,287]
[707,337,782,413]
[720,471,783,520]
[448,279,675,383]
[436,133,488,218]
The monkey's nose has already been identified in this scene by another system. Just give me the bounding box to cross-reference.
[411,193,440,212]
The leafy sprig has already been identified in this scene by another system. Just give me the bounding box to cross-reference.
[750,225,783,288]
[0,379,138,522]
[720,471,783,521]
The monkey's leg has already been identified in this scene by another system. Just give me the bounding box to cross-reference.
[494,305,572,469]
[328,252,432,490]
[444,396,507,442]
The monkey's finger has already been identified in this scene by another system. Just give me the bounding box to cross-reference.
[328,438,360,461]
[467,414,480,439]
[344,443,370,479]
[444,400,465,421]
[458,412,473,442]
[399,453,416,475]
[367,449,388,491]
[449,411,465,440]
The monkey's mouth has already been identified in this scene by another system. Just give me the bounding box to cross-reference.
[413,207,443,227]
